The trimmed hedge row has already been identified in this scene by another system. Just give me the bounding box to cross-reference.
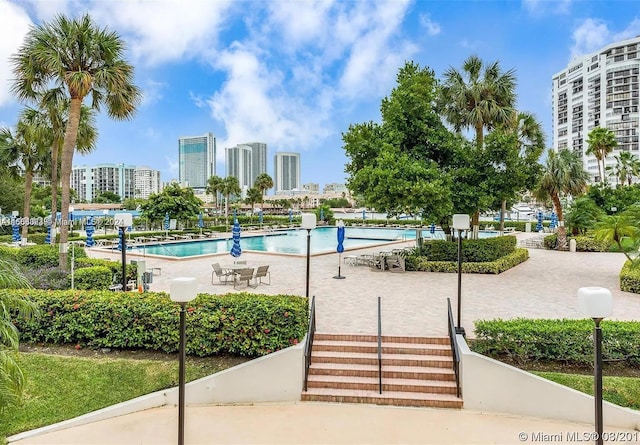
[620,260,640,294]
[472,318,640,366]
[12,289,308,357]
[75,257,137,286]
[420,235,517,262]
[0,244,88,267]
[407,248,528,274]
[543,234,610,252]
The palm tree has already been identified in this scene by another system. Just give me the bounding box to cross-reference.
[0,110,51,240]
[254,173,273,212]
[245,187,263,222]
[586,127,618,184]
[220,176,241,224]
[610,151,638,186]
[535,149,589,250]
[0,258,36,413]
[593,215,639,265]
[11,14,141,268]
[206,175,224,217]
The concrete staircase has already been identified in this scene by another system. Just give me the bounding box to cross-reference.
[302,333,462,408]
[517,234,547,249]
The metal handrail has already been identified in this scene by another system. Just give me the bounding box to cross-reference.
[377,296,382,394]
[447,298,461,398]
[303,295,316,391]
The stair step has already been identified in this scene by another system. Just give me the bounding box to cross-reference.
[311,351,453,367]
[314,333,449,345]
[301,387,463,409]
[309,363,455,381]
[306,374,458,394]
[313,340,452,356]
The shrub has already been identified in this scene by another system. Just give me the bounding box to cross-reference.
[620,260,640,294]
[472,318,640,366]
[12,289,308,357]
[12,244,87,268]
[420,236,517,262]
[76,257,136,283]
[573,236,610,252]
[73,266,113,290]
[23,266,69,290]
[407,248,528,274]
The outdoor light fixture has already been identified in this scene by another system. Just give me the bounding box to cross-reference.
[452,214,470,336]
[301,213,317,299]
[170,277,198,445]
[115,213,133,291]
[578,286,613,445]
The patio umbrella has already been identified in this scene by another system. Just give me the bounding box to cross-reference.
[11,218,20,242]
[333,220,346,279]
[85,216,95,247]
[258,210,263,225]
[550,211,558,230]
[44,217,52,244]
[289,208,293,223]
[536,211,543,232]
[164,212,170,238]
[430,223,436,235]
[230,218,242,259]
[198,212,204,234]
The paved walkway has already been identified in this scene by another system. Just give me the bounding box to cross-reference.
[10,232,640,444]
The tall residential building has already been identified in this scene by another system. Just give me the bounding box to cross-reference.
[134,166,162,199]
[273,152,300,193]
[178,133,216,190]
[225,145,253,192]
[552,36,640,182]
[71,163,135,202]
[303,183,320,193]
[242,142,268,186]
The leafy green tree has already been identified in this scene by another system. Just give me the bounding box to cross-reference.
[122,198,145,210]
[11,13,141,268]
[0,258,36,413]
[140,183,202,226]
[586,127,618,184]
[206,175,224,215]
[254,173,273,212]
[323,198,350,208]
[220,177,241,224]
[587,183,640,215]
[93,191,121,203]
[535,149,589,250]
[564,196,604,236]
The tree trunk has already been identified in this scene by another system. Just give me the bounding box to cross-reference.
[50,141,60,245]
[597,158,603,183]
[552,193,568,251]
[21,170,33,241]
[58,98,82,270]
[499,199,507,233]
[471,209,480,239]
[475,123,484,149]
[225,194,229,225]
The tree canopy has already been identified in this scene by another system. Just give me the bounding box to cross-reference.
[140,183,202,224]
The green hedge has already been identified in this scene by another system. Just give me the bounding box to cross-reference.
[73,266,113,290]
[620,260,640,294]
[543,234,610,252]
[0,244,87,268]
[408,248,528,274]
[472,318,640,366]
[76,257,136,283]
[420,236,516,262]
[12,289,308,357]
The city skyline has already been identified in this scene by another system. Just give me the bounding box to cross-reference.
[0,1,638,189]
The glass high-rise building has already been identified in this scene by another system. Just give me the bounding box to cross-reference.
[178,133,216,190]
[274,152,300,193]
[243,142,268,186]
[225,145,253,192]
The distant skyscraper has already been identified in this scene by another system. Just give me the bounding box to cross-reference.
[274,152,300,193]
[242,142,268,186]
[178,133,216,190]
[134,166,162,199]
[225,145,253,191]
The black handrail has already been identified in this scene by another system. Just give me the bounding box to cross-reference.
[377,296,382,394]
[447,298,461,398]
[303,295,316,391]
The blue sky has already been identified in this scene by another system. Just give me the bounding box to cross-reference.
[0,0,639,192]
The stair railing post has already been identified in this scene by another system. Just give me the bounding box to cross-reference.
[377,296,382,394]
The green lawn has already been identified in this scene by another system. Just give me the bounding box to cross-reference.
[1,352,243,441]
[534,372,640,410]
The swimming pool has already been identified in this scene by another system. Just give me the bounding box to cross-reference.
[130,227,417,257]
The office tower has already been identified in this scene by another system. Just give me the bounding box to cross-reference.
[134,166,162,199]
[242,142,268,186]
[274,152,300,193]
[71,163,135,202]
[225,145,253,191]
[552,36,640,182]
[178,132,216,190]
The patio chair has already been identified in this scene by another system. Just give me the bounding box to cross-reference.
[212,263,234,285]
[253,265,271,285]
[386,255,405,273]
[234,268,256,289]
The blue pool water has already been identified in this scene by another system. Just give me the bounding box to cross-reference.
[130,227,498,258]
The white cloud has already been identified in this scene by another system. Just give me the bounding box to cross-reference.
[24,0,74,21]
[523,0,572,15]
[0,0,32,107]
[419,13,441,36]
[166,156,178,176]
[140,79,166,107]
[571,17,640,58]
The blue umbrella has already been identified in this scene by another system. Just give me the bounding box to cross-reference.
[44,217,52,244]
[362,208,366,221]
[11,218,20,242]
[430,223,436,235]
[536,211,543,232]
[550,211,558,229]
[334,221,346,279]
[198,212,204,229]
[164,212,170,230]
[230,218,242,258]
[85,216,95,247]
[289,208,293,223]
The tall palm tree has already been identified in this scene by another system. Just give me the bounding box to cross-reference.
[206,175,224,216]
[535,149,589,250]
[594,215,639,265]
[586,127,618,184]
[0,110,51,240]
[254,173,273,212]
[220,176,241,224]
[11,14,141,268]
[0,258,36,413]
[610,151,638,186]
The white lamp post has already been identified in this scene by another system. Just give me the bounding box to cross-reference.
[114,213,133,291]
[301,213,317,299]
[578,287,613,445]
[452,214,470,336]
[170,277,198,445]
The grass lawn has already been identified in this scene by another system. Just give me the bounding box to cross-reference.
[533,371,640,410]
[0,352,246,442]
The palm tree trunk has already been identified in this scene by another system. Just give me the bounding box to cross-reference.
[50,141,60,245]
[552,193,568,250]
[21,170,33,241]
[225,193,229,225]
[58,98,82,269]
[475,123,484,149]
[597,158,603,183]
